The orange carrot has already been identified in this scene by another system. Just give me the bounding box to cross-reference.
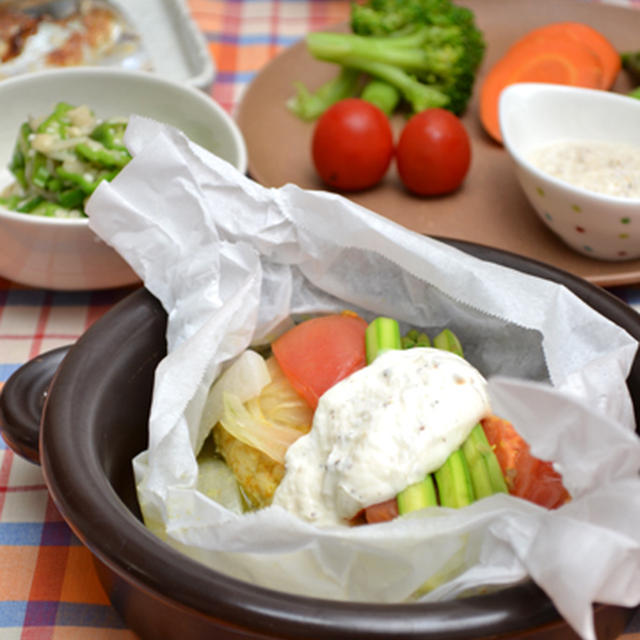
[480,33,604,143]
[513,22,621,90]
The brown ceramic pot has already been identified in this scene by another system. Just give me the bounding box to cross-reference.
[1,239,638,640]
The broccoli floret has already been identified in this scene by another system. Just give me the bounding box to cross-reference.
[289,0,485,118]
[287,67,361,121]
[306,14,485,116]
[287,0,485,119]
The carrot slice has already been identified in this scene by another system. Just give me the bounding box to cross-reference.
[480,34,604,143]
[481,415,570,510]
[513,22,621,89]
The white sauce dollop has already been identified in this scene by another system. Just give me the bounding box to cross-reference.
[271,347,491,527]
[528,139,640,199]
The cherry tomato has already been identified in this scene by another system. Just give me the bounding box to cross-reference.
[312,98,394,192]
[396,108,471,196]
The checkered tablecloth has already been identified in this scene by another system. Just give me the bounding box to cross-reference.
[2,1,640,639]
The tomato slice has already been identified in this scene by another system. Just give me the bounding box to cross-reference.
[481,415,570,509]
[271,313,368,410]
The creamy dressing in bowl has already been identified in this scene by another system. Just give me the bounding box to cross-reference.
[528,139,640,199]
[272,347,491,527]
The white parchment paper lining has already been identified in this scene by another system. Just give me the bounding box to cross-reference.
[86,116,640,640]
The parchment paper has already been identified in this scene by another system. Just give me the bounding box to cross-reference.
[86,116,640,640]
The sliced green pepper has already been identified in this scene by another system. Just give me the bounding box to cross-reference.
[11,167,27,191]
[9,122,32,189]
[0,195,21,210]
[76,141,131,168]
[16,195,45,213]
[30,200,68,217]
[30,152,51,189]
[57,187,85,209]
[56,164,119,195]
[90,119,128,151]
[36,102,75,138]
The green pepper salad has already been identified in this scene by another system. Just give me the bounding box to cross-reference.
[0,102,131,218]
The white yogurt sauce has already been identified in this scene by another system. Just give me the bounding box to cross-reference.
[271,347,491,527]
[527,139,640,199]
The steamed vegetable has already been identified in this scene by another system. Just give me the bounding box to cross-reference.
[213,355,313,507]
[206,313,569,520]
[362,317,505,522]
[396,475,438,514]
[365,315,402,362]
[360,317,560,524]
[462,424,509,499]
[201,349,272,440]
[434,449,474,508]
[219,392,304,465]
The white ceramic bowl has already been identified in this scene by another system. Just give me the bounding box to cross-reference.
[0,67,248,290]
[499,83,640,262]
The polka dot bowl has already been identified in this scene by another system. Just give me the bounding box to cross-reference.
[499,82,640,262]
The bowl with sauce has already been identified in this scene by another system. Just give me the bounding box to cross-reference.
[0,67,248,290]
[499,82,640,261]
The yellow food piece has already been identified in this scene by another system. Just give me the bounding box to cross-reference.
[214,355,313,508]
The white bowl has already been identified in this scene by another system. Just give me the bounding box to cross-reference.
[499,83,640,262]
[0,67,248,290]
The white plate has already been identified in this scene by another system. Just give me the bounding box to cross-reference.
[113,0,215,91]
[0,0,215,91]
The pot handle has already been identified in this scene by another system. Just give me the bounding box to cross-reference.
[0,346,71,465]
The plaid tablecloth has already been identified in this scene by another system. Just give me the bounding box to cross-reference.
[1,1,640,638]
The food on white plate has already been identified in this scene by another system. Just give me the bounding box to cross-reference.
[0,0,149,78]
[527,139,640,199]
[0,102,131,218]
[199,314,570,527]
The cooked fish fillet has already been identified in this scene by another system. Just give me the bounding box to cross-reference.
[213,356,313,509]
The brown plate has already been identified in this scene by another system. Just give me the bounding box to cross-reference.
[236,0,640,287]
